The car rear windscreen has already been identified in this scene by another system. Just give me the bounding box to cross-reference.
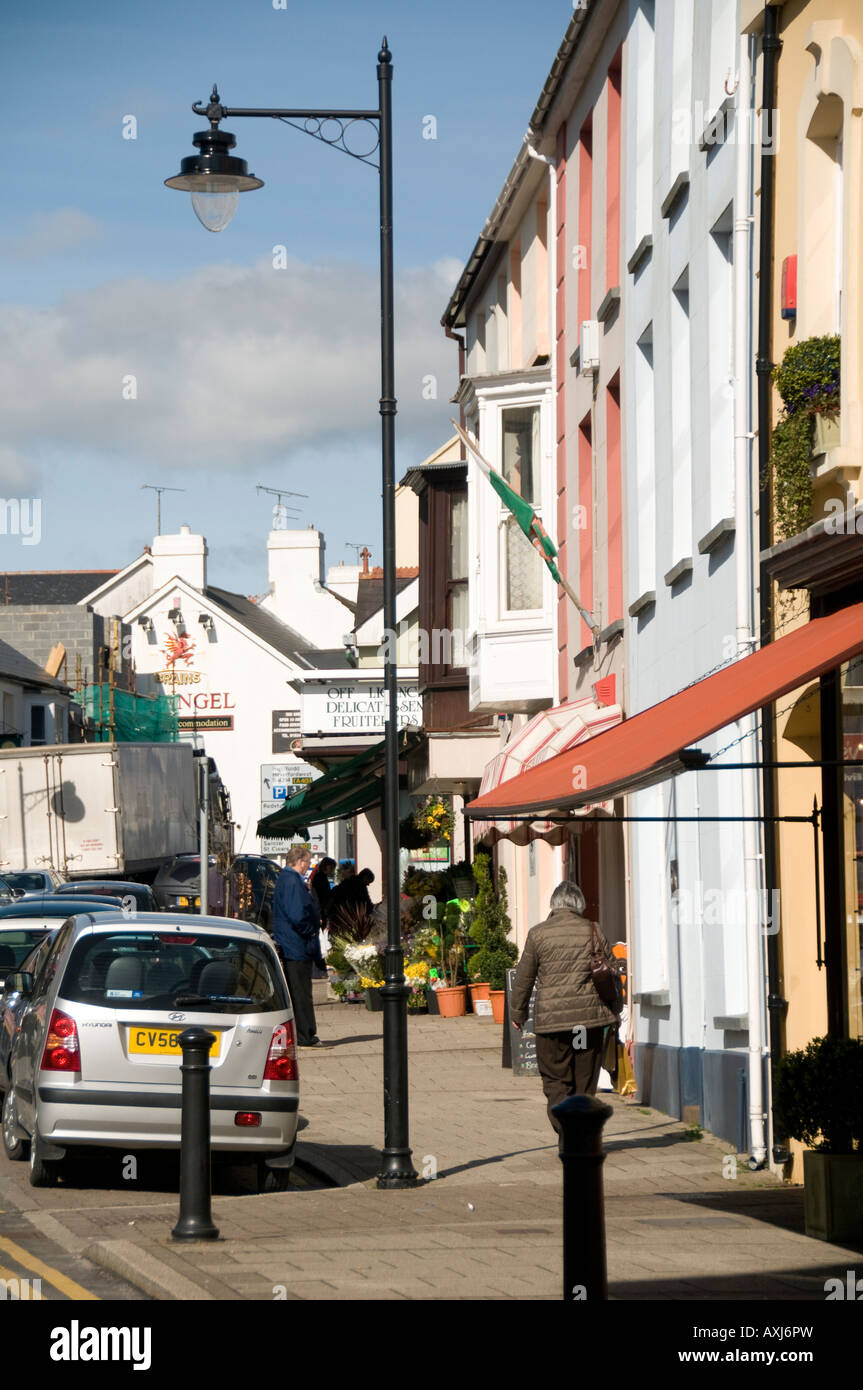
[60,932,288,1014]
[3,873,48,893]
[0,929,50,971]
[167,862,201,885]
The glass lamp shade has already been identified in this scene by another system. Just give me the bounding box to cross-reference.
[190,182,240,233]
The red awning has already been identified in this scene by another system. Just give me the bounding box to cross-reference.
[473,696,622,844]
[465,600,863,819]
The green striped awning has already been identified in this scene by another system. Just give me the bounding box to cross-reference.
[256,730,419,836]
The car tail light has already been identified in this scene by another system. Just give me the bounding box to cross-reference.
[235,1112,262,1127]
[41,1009,80,1073]
[263,1020,298,1081]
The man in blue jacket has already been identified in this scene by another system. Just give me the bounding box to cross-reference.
[273,845,327,1048]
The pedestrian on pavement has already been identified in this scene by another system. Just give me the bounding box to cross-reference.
[510,880,619,1137]
[309,855,337,982]
[327,867,375,939]
[272,845,328,1048]
[309,856,337,925]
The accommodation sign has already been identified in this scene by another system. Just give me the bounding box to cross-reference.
[301,682,422,734]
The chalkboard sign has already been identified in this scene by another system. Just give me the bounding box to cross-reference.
[502,967,538,1076]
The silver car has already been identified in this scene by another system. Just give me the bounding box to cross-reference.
[2,912,299,1190]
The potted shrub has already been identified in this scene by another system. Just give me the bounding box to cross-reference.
[769,334,840,539]
[361,976,384,1012]
[428,898,468,1017]
[469,856,517,1023]
[773,1034,863,1242]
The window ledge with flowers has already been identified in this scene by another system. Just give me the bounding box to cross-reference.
[769,334,842,539]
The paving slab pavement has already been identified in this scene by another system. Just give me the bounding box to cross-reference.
[14,999,863,1301]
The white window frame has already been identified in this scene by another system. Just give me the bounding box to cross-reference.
[496,400,546,619]
[468,384,553,628]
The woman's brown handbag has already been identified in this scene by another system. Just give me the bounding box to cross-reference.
[589,921,624,1016]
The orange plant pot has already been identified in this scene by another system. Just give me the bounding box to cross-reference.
[434,985,467,1017]
[468,982,491,1007]
[489,990,505,1023]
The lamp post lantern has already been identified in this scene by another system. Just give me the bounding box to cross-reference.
[165,41,417,1189]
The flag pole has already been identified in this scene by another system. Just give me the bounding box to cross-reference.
[450,419,601,639]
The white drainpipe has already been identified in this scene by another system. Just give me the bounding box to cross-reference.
[733,35,767,1167]
[527,139,567,884]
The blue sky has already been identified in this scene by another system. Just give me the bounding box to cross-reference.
[1,0,572,596]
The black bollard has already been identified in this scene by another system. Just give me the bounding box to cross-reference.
[552,1093,613,1301]
[172,1026,220,1242]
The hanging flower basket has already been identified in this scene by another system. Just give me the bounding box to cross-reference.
[412,795,454,845]
[399,813,434,850]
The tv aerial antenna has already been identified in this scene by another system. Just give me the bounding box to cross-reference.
[141,484,187,535]
[256,484,308,530]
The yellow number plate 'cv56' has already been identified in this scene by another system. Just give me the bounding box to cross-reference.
[128,1027,221,1058]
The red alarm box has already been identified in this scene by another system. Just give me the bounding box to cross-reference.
[593,675,616,707]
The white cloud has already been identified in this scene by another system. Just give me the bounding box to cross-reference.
[1,207,102,261]
[0,255,462,472]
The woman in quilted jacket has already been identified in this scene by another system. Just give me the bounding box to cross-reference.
[510,880,619,1136]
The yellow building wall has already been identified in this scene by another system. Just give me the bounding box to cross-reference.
[765,0,863,1173]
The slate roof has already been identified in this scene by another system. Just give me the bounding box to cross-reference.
[0,638,68,691]
[353,575,415,630]
[294,648,354,670]
[205,586,311,662]
[0,571,118,605]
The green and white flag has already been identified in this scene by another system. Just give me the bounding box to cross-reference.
[451,419,599,635]
[451,419,561,582]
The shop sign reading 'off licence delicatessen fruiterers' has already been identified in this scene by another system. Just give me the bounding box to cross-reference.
[301,682,422,735]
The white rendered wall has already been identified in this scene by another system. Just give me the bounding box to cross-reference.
[622,0,752,1068]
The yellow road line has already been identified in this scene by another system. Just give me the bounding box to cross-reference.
[0,1259,46,1298]
[0,1234,99,1301]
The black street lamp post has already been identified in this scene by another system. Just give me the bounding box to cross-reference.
[165,40,417,1189]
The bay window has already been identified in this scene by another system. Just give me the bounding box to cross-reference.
[502,404,543,612]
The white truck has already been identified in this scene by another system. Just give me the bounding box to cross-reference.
[0,742,229,879]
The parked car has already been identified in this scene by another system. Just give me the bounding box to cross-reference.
[2,911,299,1191]
[0,898,123,990]
[54,881,159,913]
[151,855,214,913]
[0,878,21,906]
[0,900,123,1081]
[152,855,280,930]
[1,869,65,896]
